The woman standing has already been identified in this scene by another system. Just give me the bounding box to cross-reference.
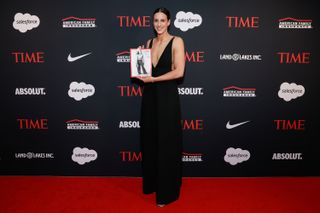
[137,7,185,207]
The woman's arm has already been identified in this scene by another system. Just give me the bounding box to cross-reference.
[139,37,185,83]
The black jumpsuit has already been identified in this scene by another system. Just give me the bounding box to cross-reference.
[140,37,183,205]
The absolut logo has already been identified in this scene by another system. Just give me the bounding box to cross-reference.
[15,88,46,95]
[272,153,303,160]
[178,87,204,95]
[119,121,140,128]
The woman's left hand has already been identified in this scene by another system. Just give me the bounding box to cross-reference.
[137,76,155,83]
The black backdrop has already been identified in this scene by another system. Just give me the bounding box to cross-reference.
[1,0,319,176]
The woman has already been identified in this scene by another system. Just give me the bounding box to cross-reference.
[137,7,185,207]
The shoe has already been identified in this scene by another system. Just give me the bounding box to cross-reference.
[157,204,166,208]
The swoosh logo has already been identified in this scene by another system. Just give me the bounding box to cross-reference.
[226,120,250,129]
[67,52,92,62]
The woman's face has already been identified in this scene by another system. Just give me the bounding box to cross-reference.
[153,12,170,35]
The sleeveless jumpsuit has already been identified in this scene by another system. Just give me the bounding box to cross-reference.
[140,37,183,204]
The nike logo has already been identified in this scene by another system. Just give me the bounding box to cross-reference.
[67,52,92,62]
[226,120,250,129]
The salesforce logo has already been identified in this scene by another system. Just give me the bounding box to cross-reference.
[68,81,95,101]
[72,147,97,165]
[174,11,202,32]
[224,147,250,166]
[278,82,305,102]
[13,13,40,33]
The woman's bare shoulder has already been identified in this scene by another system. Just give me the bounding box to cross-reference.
[146,38,155,48]
[173,35,183,41]
[172,36,184,47]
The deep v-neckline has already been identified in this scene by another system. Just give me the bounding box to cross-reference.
[151,36,174,68]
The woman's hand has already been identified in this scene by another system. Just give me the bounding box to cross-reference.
[137,76,155,83]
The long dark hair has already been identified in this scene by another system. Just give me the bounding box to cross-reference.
[153,7,171,20]
[153,7,171,34]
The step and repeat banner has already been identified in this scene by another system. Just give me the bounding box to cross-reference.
[1,0,319,176]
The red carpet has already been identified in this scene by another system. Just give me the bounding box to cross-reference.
[0,176,319,213]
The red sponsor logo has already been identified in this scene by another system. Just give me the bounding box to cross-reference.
[120,151,142,161]
[277,52,310,64]
[12,52,44,63]
[185,51,205,62]
[274,120,305,130]
[17,118,48,129]
[117,16,151,27]
[181,119,204,131]
[118,85,143,97]
[226,16,259,28]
